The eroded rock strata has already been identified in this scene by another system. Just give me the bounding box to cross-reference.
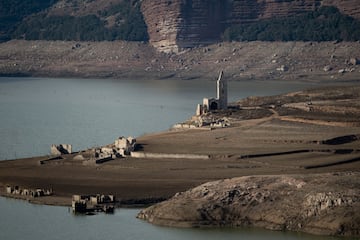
[141,0,322,52]
[138,172,360,236]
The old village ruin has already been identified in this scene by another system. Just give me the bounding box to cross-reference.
[72,194,115,214]
[47,136,137,165]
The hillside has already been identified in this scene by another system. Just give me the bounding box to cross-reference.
[1,0,360,53]
[0,0,148,42]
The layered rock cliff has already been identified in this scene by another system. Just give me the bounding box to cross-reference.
[141,0,359,52]
[141,0,231,53]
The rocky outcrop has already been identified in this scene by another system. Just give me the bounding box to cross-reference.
[141,0,360,53]
[141,0,321,52]
[138,172,360,236]
[141,0,231,53]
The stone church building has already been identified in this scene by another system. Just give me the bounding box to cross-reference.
[196,71,227,116]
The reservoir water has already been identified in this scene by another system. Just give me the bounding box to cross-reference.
[0,77,321,160]
[0,77,344,239]
[0,197,343,240]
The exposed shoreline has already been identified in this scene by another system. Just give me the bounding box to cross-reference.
[1,84,360,236]
[1,40,360,82]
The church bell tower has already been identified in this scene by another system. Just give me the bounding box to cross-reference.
[217,70,227,110]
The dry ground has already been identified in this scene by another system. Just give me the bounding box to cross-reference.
[1,40,360,82]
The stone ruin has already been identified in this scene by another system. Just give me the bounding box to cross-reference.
[6,185,53,198]
[173,71,231,130]
[196,70,227,116]
[48,137,137,165]
[72,194,115,214]
[115,136,136,155]
[82,136,137,165]
[50,144,72,156]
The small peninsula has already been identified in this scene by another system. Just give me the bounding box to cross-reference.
[0,85,360,236]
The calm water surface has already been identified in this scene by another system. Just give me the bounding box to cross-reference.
[0,77,343,240]
[0,197,343,240]
[0,77,320,160]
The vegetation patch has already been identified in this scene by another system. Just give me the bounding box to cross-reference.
[9,0,148,42]
[0,0,57,41]
[223,6,360,42]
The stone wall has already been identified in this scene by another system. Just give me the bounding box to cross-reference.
[130,152,209,160]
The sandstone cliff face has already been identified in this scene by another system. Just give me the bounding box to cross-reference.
[138,172,360,236]
[141,0,321,52]
[141,0,183,53]
[141,0,359,53]
[141,0,231,53]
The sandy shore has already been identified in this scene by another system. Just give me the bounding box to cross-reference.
[0,85,360,208]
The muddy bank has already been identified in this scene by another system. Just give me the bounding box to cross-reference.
[137,172,360,236]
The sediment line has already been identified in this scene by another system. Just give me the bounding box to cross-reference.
[279,116,360,127]
[304,156,360,169]
[239,150,311,159]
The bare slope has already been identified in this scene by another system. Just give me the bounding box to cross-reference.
[0,40,360,81]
